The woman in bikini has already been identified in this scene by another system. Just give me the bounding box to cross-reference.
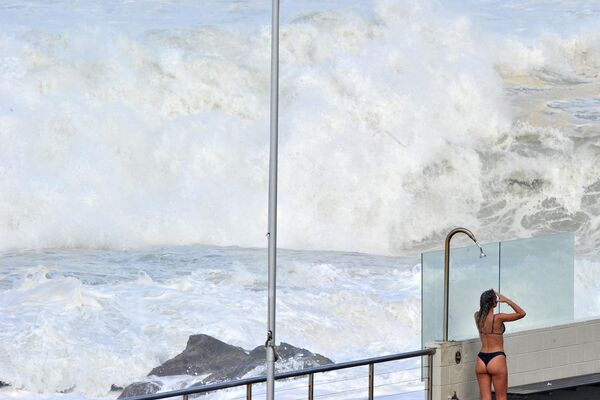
[475,289,526,400]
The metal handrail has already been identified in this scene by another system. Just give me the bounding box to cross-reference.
[121,348,436,400]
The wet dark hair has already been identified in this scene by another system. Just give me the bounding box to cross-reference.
[478,289,496,329]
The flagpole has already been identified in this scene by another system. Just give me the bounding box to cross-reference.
[266,0,280,398]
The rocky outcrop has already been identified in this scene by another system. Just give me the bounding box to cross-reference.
[0,381,9,388]
[203,342,332,383]
[118,381,162,399]
[148,334,248,377]
[118,334,333,399]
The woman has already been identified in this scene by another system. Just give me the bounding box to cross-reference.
[474,289,526,400]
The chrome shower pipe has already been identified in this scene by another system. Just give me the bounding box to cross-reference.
[443,227,484,342]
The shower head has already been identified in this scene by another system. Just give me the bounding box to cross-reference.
[475,242,487,258]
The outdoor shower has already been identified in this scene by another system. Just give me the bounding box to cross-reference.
[443,227,486,341]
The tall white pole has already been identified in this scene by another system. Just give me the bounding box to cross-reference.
[266,0,280,398]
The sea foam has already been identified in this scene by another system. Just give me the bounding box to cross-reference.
[2,0,599,255]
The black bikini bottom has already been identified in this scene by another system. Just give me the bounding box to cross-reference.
[478,351,506,366]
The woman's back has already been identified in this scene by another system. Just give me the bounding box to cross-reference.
[476,310,505,352]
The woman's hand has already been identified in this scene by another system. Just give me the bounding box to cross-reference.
[494,290,526,321]
[494,291,508,303]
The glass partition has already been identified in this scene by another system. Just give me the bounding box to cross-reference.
[422,232,574,346]
[448,242,500,341]
[499,233,574,332]
[421,250,444,346]
[422,243,499,345]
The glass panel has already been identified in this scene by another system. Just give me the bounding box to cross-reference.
[499,232,574,333]
[448,242,500,341]
[421,242,499,345]
[422,250,443,346]
[421,232,575,346]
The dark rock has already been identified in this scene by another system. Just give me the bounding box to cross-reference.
[119,334,334,399]
[118,381,161,399]
[276,342,333,366]
[247,342,333,366]
[148,334,248,377]
[196,342,333,384]
[110,384,124,391]
[0,381,9,388]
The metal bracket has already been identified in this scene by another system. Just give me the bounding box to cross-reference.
[265,330,279,361]
[265,330,273,348]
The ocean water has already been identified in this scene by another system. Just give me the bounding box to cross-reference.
[1,0,600,399]
[0,247,423,399]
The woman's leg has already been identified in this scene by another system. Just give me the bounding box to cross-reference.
[475,357,493,400]
[487,355,508,400]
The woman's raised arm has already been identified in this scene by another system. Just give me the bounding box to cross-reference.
[496,292,526,322]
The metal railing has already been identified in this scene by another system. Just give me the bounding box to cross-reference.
[122,348,435,400]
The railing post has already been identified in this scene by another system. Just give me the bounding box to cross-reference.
[427,353,433,400]
[246,383,252,400]
[308,373,314,400]
[368,363,374,400]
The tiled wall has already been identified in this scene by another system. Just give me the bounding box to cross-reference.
[424,318,600,400]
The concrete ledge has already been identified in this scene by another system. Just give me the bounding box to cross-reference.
[425,318,600,400]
